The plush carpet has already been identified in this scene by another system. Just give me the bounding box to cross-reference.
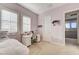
[29,41,79,55]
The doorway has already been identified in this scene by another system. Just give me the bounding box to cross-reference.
[65,10,78,46]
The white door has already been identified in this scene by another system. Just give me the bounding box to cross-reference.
[42,16,52,42]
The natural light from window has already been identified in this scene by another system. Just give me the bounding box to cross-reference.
[1,10,17,32]
[23,16,31,32]
[71,22,77,28]
[65,23,70,29]
[65,21,77,29]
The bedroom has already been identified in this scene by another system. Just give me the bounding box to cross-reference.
[1,3,79,55]
[0,3,38,54]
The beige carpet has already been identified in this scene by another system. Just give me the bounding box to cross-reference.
[29,41,79,55]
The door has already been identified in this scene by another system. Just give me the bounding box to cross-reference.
[42,16,52,42]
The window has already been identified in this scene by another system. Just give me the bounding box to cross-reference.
[1,10,17,32]
[71,22,77,28]
[23,16,31,32]
[65,23,70,28]
[65,21,77,29]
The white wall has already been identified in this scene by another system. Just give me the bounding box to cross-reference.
[38,3,79,45]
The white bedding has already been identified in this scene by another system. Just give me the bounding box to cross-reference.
[0,38,29,55]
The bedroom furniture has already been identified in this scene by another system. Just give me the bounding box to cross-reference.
[22,34,31,46]
[0,39,29,55]
[0,31,29,55]
[0,31,8,38]
[36,34,40,42]
[31,31,37,44]
[31,33,40,44]
[22,31,41,46]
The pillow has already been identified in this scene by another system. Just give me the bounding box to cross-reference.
[0,31,8,39]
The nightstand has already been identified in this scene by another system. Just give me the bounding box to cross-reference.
[22,34,31,46]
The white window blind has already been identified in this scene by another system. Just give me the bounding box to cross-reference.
[23,16,31,32]
[1,10,17,32]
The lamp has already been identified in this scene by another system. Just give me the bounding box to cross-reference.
[52,20,60,26]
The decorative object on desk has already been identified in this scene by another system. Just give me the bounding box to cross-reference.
[37,25,42,28]
[52,20,60,26]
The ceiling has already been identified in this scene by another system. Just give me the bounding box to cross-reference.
[19,3,66,14]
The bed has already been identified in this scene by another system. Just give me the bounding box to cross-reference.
[0,31,29,55]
